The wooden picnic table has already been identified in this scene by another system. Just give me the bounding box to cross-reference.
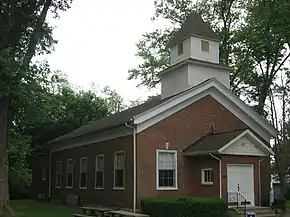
[80,206,113,217]
[106,210,149,217]
[74,214,92,217]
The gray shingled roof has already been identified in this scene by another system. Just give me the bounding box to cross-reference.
[169,11,220,47]
[47,79,215,145]
[48,96,164,144]
[183,129,246,155]
[48,85,202,145]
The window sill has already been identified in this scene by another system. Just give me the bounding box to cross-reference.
[113,187,124,190]
[55,186,61,189]
[95,187,104,190]
[65,186,73,189]
[201,182,213,185]
[79,187,87,190]
[157,187,178,191]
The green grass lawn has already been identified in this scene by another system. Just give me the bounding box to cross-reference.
[3,200,80,217]
[286,200,290,209]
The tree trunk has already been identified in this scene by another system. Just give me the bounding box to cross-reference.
[256,84,270,116]
[0,97,13,216]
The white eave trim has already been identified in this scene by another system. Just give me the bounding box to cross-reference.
[133,78,277,140]
[134,80,211,124]
[218,129,274,155]
[212,81,277,137]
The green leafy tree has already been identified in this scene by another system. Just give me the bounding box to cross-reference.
[240,0,290,115]
[0,0,72,214]
[269,72,290,193]
[128,0,249,90]
[128,0,193,88]
[129,0,290,190]
[5,69,110,200]
[102,86,126,114]
[8,129,32,199]
[16,71,109,151]
[128,0,290,116]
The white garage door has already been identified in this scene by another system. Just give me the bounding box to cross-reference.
[227,165,255,206]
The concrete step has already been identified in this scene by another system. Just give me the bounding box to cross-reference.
[245,209,272,213]
[245,207,272,211]
[236,207,279,217]
[237,213,279,217]
[256,214,279,217]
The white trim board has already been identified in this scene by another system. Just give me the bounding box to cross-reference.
[134,78,277,142]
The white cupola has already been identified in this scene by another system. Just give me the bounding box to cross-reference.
[169,12,220,66]
[160,12,232,99]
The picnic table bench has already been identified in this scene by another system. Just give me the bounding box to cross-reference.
[106,210,149,217]
[74,207,150,217]
[74,214,91,217]
[79,206,113,217]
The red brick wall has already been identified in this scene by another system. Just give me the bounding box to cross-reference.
[260,157,271,206]
[221,156,259,205]
[221,155,270,206]
[186,156,220,198]
[35,94,271,209]
[50,135,134,208]
[136,95,248,206]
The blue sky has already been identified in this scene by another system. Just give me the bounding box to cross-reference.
[45,0,160,102]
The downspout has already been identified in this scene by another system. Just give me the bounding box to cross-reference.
[209,153,222,199]
[125,122,137,213]
[258,158,264,206]
[48,150,52,200]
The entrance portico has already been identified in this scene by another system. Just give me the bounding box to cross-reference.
[183,129,274,206]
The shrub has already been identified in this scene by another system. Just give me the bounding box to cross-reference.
[272,197,286,211]
[9,168,31,199]
[141,196,228,217]
[284,186,290,200]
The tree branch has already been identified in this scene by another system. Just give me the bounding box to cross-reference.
[259,63,265,76]
[22,0,52,67]
[274,52,290,75]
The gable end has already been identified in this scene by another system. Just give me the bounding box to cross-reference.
[134,79,277,142]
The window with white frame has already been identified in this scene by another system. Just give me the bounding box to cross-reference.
[114,152,125,188]
[79,157,88,189]
[201,168,213,184]
[95,154,104,189]
[178,42,184,55]
[157,150,177,189]
[55,161,61,188]
[201,40,209,52]
[66,159,74,188]
[41,167,46,181]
